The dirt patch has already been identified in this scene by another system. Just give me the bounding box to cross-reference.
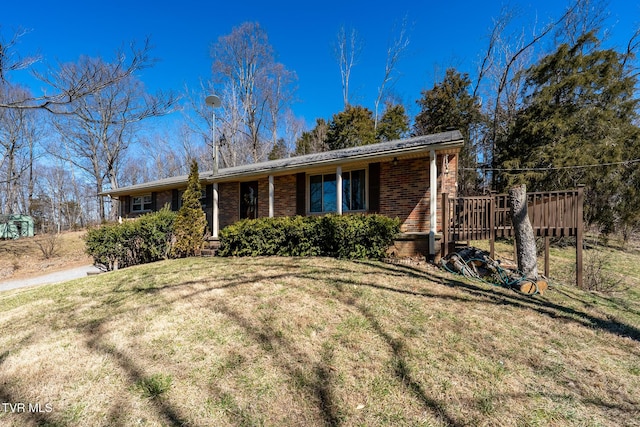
[0,231,92,281]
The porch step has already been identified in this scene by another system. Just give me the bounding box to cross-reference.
[201,248,217,257]
[201,237,221,257]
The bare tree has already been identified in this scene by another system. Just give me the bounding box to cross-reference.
[473,1,583,189]
[334,25,363,109]
[209,22,297,165]
[266,62,297,151]
[0,85,43,215]
[50,56,177,221]
[555,0,609,46]
[1,38,158,115]
[121,128,197,185]
[374,16,411,130]
[0,27,40,83]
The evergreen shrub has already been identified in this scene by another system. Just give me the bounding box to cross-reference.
[85,206,176,270]
[171,160,208,258]
[218,214,399,259]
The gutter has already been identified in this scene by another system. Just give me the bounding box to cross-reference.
[102,131,464,198]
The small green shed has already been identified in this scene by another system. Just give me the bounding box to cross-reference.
[0,215,35,239]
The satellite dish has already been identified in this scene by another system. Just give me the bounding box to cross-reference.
[205,94,221,108]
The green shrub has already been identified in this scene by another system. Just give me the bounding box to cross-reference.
[171,160,207,258]
[218,214,399,259]
[85,206,176,270]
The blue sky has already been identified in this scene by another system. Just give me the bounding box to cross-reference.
[3,0,639,129]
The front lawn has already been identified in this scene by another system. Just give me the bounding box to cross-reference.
[0,256,638,426]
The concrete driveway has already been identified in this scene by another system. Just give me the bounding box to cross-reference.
[0,265,103,292]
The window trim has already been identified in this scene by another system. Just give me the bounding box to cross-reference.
[131,194,152,212]
[307,167,368,214]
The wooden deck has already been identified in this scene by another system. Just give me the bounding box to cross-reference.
[441,187,584,287]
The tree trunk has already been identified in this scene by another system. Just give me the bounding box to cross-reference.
[509,184,538,279]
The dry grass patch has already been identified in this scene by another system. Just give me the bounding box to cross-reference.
[0,231,91,281]
[0,254,638,426]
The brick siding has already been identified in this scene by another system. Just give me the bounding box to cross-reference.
[219,182,239,228]
[273,174,297,217]
[379,154,458,233]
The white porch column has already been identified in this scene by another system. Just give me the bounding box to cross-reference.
[213,182,219,239]
[268,175,274,218]
[429,149,437,259]
[336,166,343,215]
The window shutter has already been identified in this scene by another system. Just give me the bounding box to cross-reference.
[172,190,179,211]
[123,196,131,215]
[205,184,213,208]
[296,172,306,216]
[151,192,157,211]
[369,162,380,213]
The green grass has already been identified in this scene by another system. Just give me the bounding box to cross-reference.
[0,251,638,426]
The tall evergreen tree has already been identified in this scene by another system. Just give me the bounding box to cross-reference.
[498,32,640,232]
[171,160,207,257]
[376,102,409,142]
[413,68,483,195]
[326,105,376,150]
[295,118,329,155]
[268,138,289,160]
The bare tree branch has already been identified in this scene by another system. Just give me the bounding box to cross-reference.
[333,25,363,109]
[0,27,41,83]
[0,38,157,113]
[374,15,411,130]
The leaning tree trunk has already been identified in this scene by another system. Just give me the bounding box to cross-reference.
[509,184,538,279]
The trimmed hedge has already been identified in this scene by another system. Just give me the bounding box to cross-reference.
[218,214,400,259]
[85,206,176,270]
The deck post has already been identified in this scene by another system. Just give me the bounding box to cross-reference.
[544,236,550,278]
[576,185,584,288]
[489,192,496,258]
[442,193,449,257]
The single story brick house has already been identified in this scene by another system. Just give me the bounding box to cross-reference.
[102,130,463,259]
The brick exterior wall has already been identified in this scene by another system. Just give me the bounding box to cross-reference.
[438,153,458,232]
[379,154,458,234]
[379,158,430,233]
[219,182,239,229]
[156,190,173,211]
[273,174,297,217]
[257,178,269,219]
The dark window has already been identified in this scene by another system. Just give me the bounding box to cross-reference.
[309,169,366,213]
[240,181,258,219]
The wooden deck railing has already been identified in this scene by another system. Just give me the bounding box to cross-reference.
[441,187,584,287]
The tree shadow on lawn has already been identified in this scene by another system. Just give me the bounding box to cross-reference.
[355,303,465,427]
[354,260,640,344]
[4,256,638,426]
[83,322,191,427]
[0,267,278,427]
[0,333,61,426]
[212,298,343,427]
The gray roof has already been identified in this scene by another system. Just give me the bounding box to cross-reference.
[104,130,463,197]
